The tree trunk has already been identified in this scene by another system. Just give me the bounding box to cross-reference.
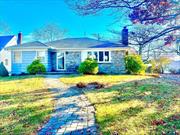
[139,46,143,55]
[161,66,164,74]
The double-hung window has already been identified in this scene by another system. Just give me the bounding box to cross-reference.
[37,51,45,62]
[87,51,111,63]
[14,51,22,63]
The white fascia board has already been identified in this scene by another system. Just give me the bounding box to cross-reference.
[5,36,17,47]
[55,47,132,51]
[5,48,48,51]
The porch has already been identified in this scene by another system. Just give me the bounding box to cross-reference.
[48,50,81,73]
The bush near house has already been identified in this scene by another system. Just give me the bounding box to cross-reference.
[78,58,98,75]
[27,59,46,75]
[0,62,9,76]
[125,54,146,74]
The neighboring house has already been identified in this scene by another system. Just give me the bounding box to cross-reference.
[5,27,135,75]
[0,35,17,72]
[167,55,180,73]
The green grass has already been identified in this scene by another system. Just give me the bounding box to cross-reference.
[60,75,152,85]
[61,75,180,135]
[0,76,55,135]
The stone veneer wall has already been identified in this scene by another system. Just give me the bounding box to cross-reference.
[65,50,126,74]
[98,50,126,74]
[65,51,81,72]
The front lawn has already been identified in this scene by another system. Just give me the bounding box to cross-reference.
[61,75,180,135]
[0,76,55,134]
[60,75,152,85]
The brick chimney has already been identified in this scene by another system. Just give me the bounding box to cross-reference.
[122,27,128,46]
[17,32,22,45]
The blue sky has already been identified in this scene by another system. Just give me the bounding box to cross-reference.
[0,0,129,42]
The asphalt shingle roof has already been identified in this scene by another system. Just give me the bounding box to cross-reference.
[6,41,49,50]
[6,38,128,50]
[0,35,15,51]
[46,38,125,48]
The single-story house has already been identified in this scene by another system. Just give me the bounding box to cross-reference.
[4,27,135,75]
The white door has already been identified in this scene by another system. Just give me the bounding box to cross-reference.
[57,52,65,70]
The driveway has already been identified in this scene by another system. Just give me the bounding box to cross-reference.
[160,74,180,84]
[38,75,97,135]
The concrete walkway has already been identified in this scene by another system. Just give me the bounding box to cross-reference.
[38,75,97,135]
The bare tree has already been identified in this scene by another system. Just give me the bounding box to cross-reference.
[65,0,180,46]
[129,25,161,54]
[92,33,104,40]
[33,23,68,42]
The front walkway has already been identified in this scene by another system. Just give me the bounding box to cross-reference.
[38,75,97,135]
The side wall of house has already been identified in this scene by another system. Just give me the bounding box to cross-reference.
[11,50,50,74]
[0,36,17,72]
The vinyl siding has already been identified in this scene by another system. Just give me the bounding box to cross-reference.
[0,36,17,73]
[11,50,49,74]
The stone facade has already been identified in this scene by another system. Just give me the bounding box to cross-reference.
[64,50,126,74]
[65,51,81,72]
[98,51,126,74]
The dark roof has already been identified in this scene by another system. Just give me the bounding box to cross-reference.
[46,38,125,48]
[0,35,15,51]
[5,41,49,50]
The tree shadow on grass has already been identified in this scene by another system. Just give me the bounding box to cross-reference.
[84,77,180,134]
[0,87,56,135]
[0,75,44,82]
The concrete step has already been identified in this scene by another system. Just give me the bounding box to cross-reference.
[45,72,77,75]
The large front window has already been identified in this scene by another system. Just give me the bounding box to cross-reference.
[87,51,111,63]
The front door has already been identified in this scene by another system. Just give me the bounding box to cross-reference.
[57,52,65,70]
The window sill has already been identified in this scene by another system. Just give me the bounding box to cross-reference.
[98,62,112,64]
[14,62,22,64]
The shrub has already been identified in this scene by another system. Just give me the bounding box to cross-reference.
[78,58,98,75]
[125,54,146,74]
[0,62,9,76]
[27,59,46,75]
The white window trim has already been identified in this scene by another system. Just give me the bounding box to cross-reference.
[13,51,22,63]
[56,51,66,70]
[87,51,111,63]
[36,51,46,62]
